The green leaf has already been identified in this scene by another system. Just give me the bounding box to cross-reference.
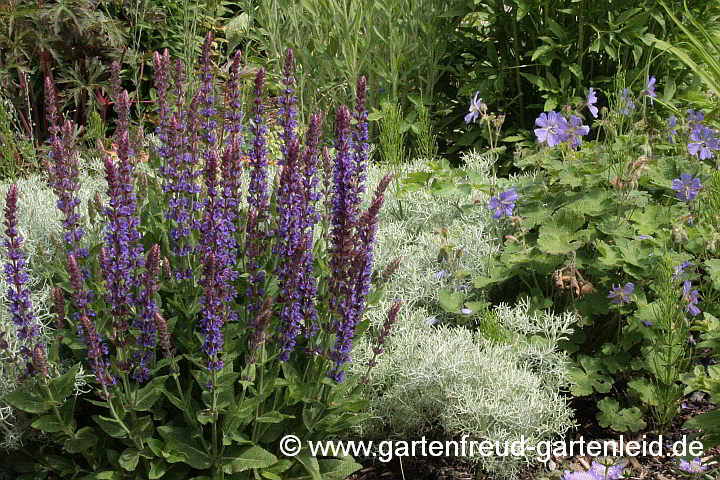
[437,288,464,313]
[158,426,212,469]
[663,77,676,102]
[294,451,322,480]
[221,445,278,474]
[92,415,128,439]
[537,208,587,255]
[31,414,65,433]
[628,377,659,406]
[316,458,363,480]
[596,397,646,432]
[519,72,549,91]
[531,44,553,61]
[65,427,98,454]
[149,460,168,479]
[4,384,53,414]
[683,409,720,430]
[49,364,81,400]
[367,111,384,121]
[119,448,140,471]
[256,411,293,424]
[133,376,166,411]
[569,356,613,396]
[96,472,122,480]
[705,259,720,291]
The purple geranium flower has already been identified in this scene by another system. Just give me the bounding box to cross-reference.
[534,111,569,147]
[682,280,701,316]
[645,76,657,103]
[688,125,719,160]
[671,173,702,202]
[587,87,599,118]
[667,115,678,142]
[672,260,693,280]
[488,188,518,218]
[687,108,705,125]
[619,88,635,116]
[465,92,485,124]
[563,470,600,480]
[608,282,634,305]
[678,457,708,474]
[589,461,624,480]
[566,115,590,149]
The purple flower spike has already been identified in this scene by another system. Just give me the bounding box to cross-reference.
[671,173,702,202]
[608,282,634,305]
[465,92,485,124]
[131,244,162,383]
[278,48,297,165]
[245,67,270,332]
[3,184,43,375]
[682,280,701,316]
[46,76,85,260]
[566,115,590,150]
[488,188,518,219]
[534,111,569,147]
[77,315,115,399]
[587,87,599,118]
[688,125,719,160]
[200,254,226,375]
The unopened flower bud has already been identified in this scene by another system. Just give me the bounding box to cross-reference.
[163,257,171,277]
[671,224,688,244]
[32,345,49,377]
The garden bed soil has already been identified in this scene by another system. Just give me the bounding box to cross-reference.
[347,394,718,480]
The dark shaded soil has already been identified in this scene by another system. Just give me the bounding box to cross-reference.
[347,394,719,480]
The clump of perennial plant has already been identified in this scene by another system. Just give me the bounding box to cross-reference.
[0,35,396,480]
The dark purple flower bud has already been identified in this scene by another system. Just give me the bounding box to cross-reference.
[278,48,297,165]
[247,297,272,364]
[44,76,61,138]
[51,286,65,331]
[373,301,402,357]
[153,49,171,141]
[154,312,173,360]
[352,77,369,202]
[78,315,115,398]
[378,258,401,286]
[110,61,122,100]
[32,344,49,377]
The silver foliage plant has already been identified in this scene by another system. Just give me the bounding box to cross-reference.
[0,164,104,450]
[351,152,575,479]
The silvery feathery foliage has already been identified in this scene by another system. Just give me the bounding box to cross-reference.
[350,152,575,479]
[0,167,103,449]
